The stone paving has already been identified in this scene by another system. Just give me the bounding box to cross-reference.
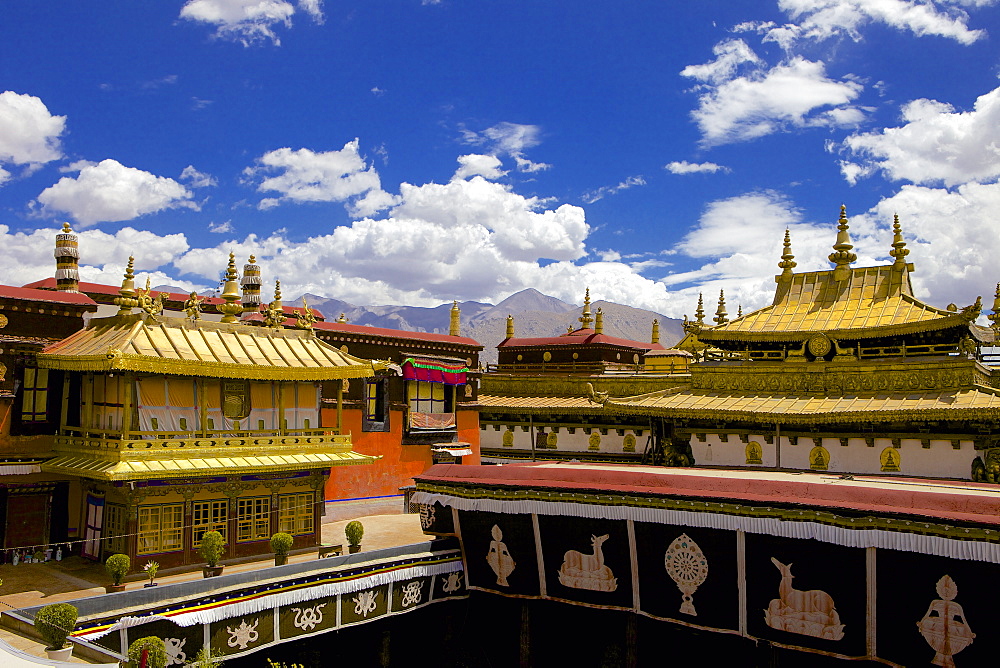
[0,513,425,664]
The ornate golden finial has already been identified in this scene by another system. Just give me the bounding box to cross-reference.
[336,312,349,323]
[114,256,138,314]
[135,277,163,317]
[737,304,743,318]
[594,307,604,334]
[294,296,317,329]
[505,314,515,339]
[217,252,244,323]
[184,291,205,320]
[829,204,857,281]
[889,213,911,271]
[713,289,729,326]
[567,324,574,334]
[449,300,461,336]
[578,288,593,329]
[651,318,660,344]
[694,293,705,325]
[241,254,262,311]
[262,281,284,328]
[55,222,80,293]
[989,283,1000,333]
[777,229,796,283]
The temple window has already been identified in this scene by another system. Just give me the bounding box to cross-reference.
[408,381,454,414]
[278,492,314,535]
[237,497,270,542]
[137,504,184,555]
[20,367,49,423]
[363,379,389,432]
[104,503,128,555]
[193,499,228,546]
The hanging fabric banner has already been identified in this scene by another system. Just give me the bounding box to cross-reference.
[402,358,468,386]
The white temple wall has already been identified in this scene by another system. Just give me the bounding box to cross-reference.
[481,424,644,454]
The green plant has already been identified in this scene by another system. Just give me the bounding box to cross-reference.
[189,646,225,667]
[199,530,225,567]
[345,520,364,547]
[35,603,77,650]
[127,636,167,668]
[105,553,130,585]
[143,560,159,585]
[270,532,294,556]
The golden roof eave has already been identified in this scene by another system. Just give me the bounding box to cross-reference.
[697,314,983,343]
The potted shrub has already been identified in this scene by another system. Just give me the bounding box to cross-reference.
[200,530,225,577]
[345,520,364,553]
[143,560,159,587]
[35,602,77,661]
[127,636,167,668]
[270,532,294,566]
[105,553,130,593]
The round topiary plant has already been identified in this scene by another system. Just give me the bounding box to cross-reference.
[105,554,130,586]
[199,530,225,567]
[35,603,77,650]
[128,636,167,668]
[270,532,294,556]
[345,520,364,547]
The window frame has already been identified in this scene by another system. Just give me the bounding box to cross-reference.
[137,503,184,555]
[192,499,228,547]
[236,496,271,543]
[278,492,315,535]
[362,378,389,432]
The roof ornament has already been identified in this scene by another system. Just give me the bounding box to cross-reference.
[241,254,262,310]
[135,277,163,317]
[889,213,911,271]
[54,222,80,293]
[294,296,317,329]
[737,304,743,318]
[989,283,1000,334]
[579,288,594,329]
[695,293,705,325]
[184,292,205,320]
[506,314,515,339]
[713,290,729,326]
[262,280,285,329]
[595,307,604,335]
[829,205,857,282]
[336,312,350,323]
[777,229,796,284]
[958,295,983,323]
[450,300,461,336]
[652,319,660,344]
[114,256,138,315]
[218,252,244,324]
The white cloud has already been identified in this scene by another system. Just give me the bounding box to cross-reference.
[680,39,761,85]
[180,0,323,46]
[683,55,864,145]
[581,176,646,204]
[665,161,729,174]
[208,220,234,233]
[0,91,65,180]
[842,87,1000,186]
[777,0,989,46]
[453,154,507,181]
[249,139,398,215]
[36,159,198,226]
[461,122,552,173]
[180,165,218,188]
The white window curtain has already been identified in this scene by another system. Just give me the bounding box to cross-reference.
[91,374,123,432]
[136,376,198,434]
[282,382,320,431]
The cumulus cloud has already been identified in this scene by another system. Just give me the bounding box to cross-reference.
[680,39,761,85]
[36,159,198,226]
[665,161,729,174]
[841,86,1000,186]
[682,53,865,146]
[0,91,66,181]
[180,0,323,46]
[460,122,552,173]
[249,139,398,215]
[208,220,234,233]
[180,165,218,188]
[453,154,507,181]
[581,176,646,204]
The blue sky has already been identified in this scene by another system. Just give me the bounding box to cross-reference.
[2,0,1000,317]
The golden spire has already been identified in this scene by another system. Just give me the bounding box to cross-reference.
[336,312,349,323]
[694,293,705,325]
[241,254,262,310]
[114,256,138,315]
[578,288,593,329]
[777,229,796,283]
[828,204,857,281]
[713,289,728,326]
[505,314,515,339]
[990,283,1000,334]
[594,307,604,334]
[262,281,284,329]
[889,213,910,270]
[449,300,461,336]
[55,222,80,293]
[218,252,244,324]
[651,318,660,344]
[737,304,743,318]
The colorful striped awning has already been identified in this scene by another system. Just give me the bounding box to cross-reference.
[402,357,468,385]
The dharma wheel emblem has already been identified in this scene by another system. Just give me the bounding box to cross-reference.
[664,533,708,616]
[806,333,832,357]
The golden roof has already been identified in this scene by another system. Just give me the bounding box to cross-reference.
[478,394,605,413]
[41,451,374,481]
[37,312,381,380]
[606,385,1000,424]
[699,265,983,343]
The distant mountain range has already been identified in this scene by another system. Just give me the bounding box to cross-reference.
[296,288,685,364]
